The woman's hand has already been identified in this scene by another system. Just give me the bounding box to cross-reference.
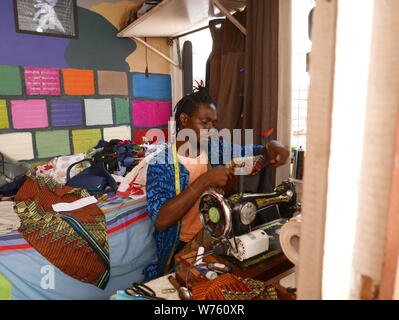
[155,166,235,231]
[197,166,234,188]
[262,140,290,168]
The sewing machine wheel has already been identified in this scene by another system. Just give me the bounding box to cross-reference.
[239,202,257,225]
[200,181,298,240]
[199,191,232,238]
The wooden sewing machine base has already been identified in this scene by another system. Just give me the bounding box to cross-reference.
[174,250,296,300]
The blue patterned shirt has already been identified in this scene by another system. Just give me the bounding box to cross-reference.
[144,140,264,280]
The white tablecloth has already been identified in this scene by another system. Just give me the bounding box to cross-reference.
[144,273,181,300]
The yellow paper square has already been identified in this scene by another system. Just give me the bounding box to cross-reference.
[103,126,131,142]
[72,129,102,154]
[0,100,9,129]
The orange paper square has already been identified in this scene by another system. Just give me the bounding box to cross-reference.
[62,69,95,95]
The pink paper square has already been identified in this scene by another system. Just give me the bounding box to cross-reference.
[11,100,48,129]
[24,67,61,95]
[132,101,171,127]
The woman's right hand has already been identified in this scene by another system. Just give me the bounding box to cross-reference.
[198,166,234,188]
[155,166,234,231]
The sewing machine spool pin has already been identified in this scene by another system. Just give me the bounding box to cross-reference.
[238,174,245,195]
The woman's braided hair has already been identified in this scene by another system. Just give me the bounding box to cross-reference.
[174,82,215,132]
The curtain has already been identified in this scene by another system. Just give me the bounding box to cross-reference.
[242,0,279,147]
[206,1,282,192]
[207,2,280,145]
[242,0,279,192]
[207,12,246,132]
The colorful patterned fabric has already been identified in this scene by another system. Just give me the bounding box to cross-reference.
[225,154,265,175]
[145,140,265,280]
[13,176,110,289]
[191,273,279,300]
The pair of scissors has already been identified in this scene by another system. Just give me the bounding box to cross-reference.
[124,282,166,300]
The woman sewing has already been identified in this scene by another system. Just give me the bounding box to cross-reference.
[145,86,289,280]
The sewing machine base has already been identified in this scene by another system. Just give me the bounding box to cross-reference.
[219,250,284,270]
[174,249,294,289]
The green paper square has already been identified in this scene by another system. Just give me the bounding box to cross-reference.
[35,130,71,158]
[114,97,130,125]
[0,65,22,95]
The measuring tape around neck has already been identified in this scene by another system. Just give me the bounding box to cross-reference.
[163,143,181,274]
[172,143,180,196]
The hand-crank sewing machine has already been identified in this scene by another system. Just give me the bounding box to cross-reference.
[198,180,298,265]
[173,180,299,294]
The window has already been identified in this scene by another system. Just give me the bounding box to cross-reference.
[179,27,213,86]
[291,0,315,151]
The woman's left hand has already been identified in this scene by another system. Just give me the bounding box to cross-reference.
[261,140,290,168]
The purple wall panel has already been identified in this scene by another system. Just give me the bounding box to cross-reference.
[50,100,83,127]
[0,0,69,68]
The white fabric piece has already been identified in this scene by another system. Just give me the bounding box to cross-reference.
[35,153,86,184]
[0,201,20,235]
[111,174,125,183]
[116,144,165,199]
[143,273,180,300]
[52,196,98,212]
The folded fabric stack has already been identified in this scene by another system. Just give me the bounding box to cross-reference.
[13,175,110,289]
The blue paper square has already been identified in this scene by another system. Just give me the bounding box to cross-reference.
[132,73,171,100]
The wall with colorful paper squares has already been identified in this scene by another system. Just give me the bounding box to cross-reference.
[0,64,171,161]
[0,0,174,162]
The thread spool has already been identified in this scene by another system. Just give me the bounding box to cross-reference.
[207,262,232,274]
[195,265,218,280]
[279,214,302,265]
[195,246,205,266]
